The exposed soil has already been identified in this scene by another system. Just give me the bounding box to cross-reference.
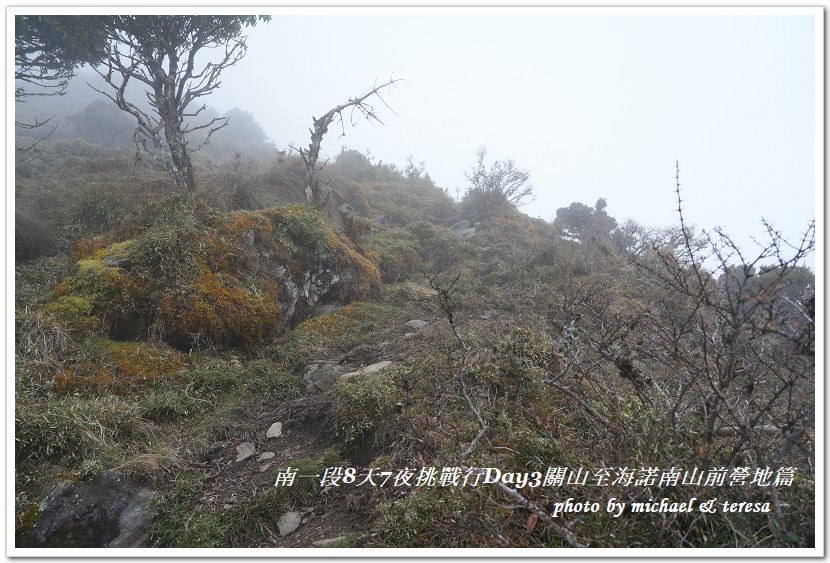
[169,381,371,547]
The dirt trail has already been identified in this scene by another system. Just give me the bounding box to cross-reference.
[174,376,369,548]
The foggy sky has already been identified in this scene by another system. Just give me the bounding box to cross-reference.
[19,9,817,267]
[203,10,817,268]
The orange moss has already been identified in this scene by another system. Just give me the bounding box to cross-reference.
[295,302,379,339]
[340,211,372,245]
[54,363,115,395]
[326,231,382,300]
[157,268,282,351]
[53,340,185,395]
[106,341,184,389]
[70,238,109,261]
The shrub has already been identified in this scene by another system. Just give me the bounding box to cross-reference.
[362,229,424,283]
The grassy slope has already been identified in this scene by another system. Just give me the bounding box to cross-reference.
[14,142,815,548]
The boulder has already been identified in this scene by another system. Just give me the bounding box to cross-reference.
[341,360,393,380]
[20,471,155,548]
[303,361,355,393]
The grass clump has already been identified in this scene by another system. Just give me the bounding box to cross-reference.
[370,487,497,547]
[15,395,143,466]
[243,359,300,399]
[150,471,229,548]
[153,453,340,547]
[333,370,402,446]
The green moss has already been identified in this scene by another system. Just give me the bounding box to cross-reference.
[99,239,136,261]
[45,295,93,319]
[15,503,40,536]
[268,204,330,256]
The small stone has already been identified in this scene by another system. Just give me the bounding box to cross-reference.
[259,462,274,473]
[256,452,275,462]
[235,442,255,462]
[312,535,347,547]
[404,319,428,330]
[277,511,303,537]
[266,422,283,439]
[229,358,243,371]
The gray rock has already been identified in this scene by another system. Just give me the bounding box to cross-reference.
[404,319,428,330]
[313,535,348,547]
[101,256,133,270]
[266,422,283,439]
[458,227,476,239]
[341,360,393,380]
[257,452,275,462]
[303,361,355,394]
[451,220,471,231]
[21,471,155,548]
[235,442,256,461]
[277,511,303,537]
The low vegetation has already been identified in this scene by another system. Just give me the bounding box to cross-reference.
[15,131,815,549]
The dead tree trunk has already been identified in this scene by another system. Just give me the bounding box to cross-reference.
[295,77,400,207]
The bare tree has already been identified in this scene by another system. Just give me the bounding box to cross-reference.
[87,16,268,191]
[463,146,534,211]
[293,77,400,206]
[539,162,815,544]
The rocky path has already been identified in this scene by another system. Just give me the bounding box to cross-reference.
[177,383,369,548]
